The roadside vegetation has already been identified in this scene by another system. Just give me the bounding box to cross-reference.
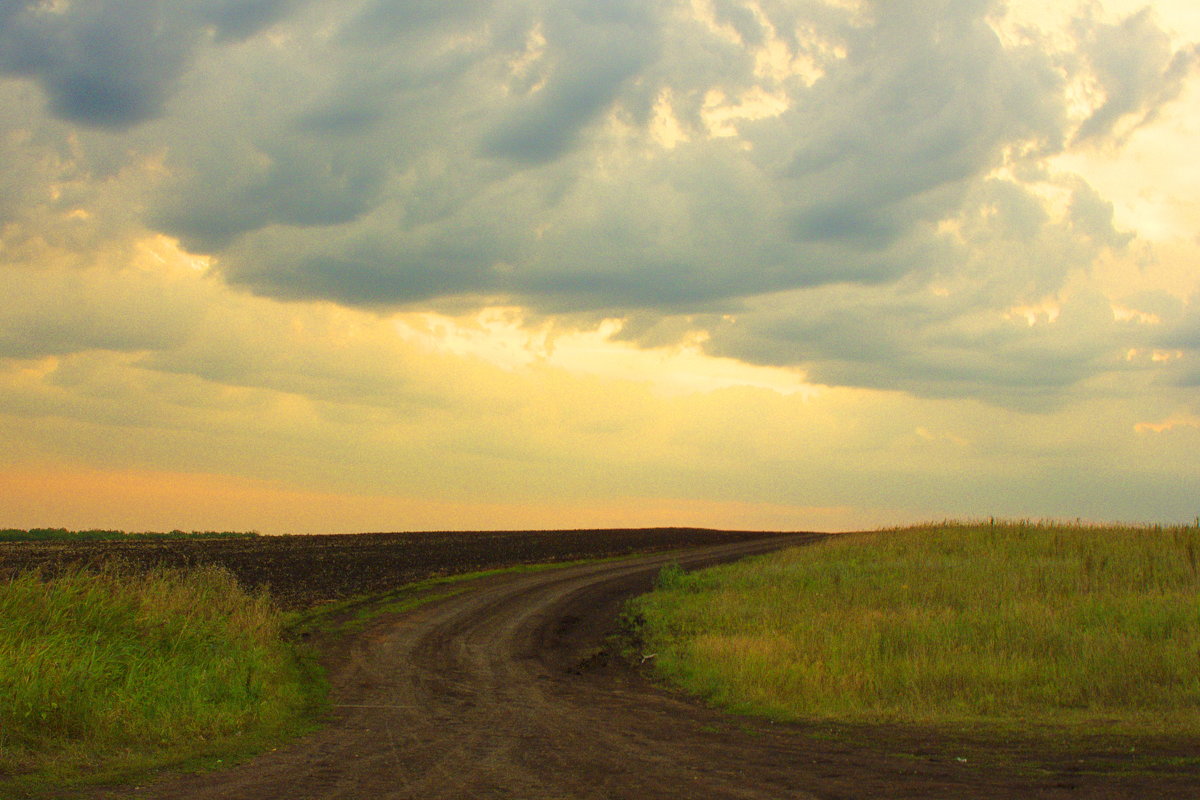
[0,564,320,795]
[0,552,632,796]
[629,521,1200,736]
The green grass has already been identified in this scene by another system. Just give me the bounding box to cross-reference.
[0,564,318,795]
[0,528,259,542]
[628,521,1200,736]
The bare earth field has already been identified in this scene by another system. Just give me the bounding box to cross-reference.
[0,528,775,609]
[6,530,1199,799]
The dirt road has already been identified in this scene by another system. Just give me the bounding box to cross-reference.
[91,535,1199,800]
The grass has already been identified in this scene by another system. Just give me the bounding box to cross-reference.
[628,521,1200,737]
[0,564,320,796]
[0,528,259,542]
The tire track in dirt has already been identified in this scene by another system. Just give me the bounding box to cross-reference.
[91,535,1200,800]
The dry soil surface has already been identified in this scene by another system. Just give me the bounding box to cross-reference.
[68,535,1200,799]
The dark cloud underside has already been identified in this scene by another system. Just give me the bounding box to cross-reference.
[1,0,1195,404]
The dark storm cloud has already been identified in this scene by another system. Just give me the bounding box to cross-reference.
[198,0,301,42]
[4,0,1194,404]
[704,174,1140,403]
[151,0,1078,314]
[338,0,492,45]
[153,144,390,252]
[0,0,302,128]
[776,0,1064,251]
[477,0,663,164]
[0,0,193,128]
[714,289,1127,406]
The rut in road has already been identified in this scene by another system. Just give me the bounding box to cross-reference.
[93,536,1200,800]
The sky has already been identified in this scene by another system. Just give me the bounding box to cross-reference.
[1,0,1198,534]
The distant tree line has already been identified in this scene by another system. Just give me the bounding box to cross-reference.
[0,528,260,542]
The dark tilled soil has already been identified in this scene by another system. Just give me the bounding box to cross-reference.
[0,527,779,608]
[12,532,1200,799]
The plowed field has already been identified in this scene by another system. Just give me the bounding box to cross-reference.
[0,527,777,609]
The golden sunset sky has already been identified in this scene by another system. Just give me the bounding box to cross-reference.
[1,0,1197,533]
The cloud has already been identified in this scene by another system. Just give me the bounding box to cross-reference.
[774,1,1064,247]
[142,0,1073,310]
[0,0,301,129]
[699,168,1151,405]
[2,241,1197,529]
[706,288,1135,408]
[0,264,205,358]
[480,1,663,164]
[198,0,301,42]
[1073,8,1200,144]
[1154,295,1200,387]
[2,0,1197,412]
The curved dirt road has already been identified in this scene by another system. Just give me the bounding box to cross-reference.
[107,535,1198,800]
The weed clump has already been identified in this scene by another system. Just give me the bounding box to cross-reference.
[0,564,311,786]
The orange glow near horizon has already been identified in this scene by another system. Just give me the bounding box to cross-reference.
[0,466,900,535]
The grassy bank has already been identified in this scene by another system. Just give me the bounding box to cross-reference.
[629,521,1200,735]
[0,564,319,794]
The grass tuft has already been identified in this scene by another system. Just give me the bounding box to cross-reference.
[629,521,1200,735]
[0,563,314,792]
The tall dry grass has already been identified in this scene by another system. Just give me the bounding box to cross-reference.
[630,521,1200,732]
[0,564,312,787]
